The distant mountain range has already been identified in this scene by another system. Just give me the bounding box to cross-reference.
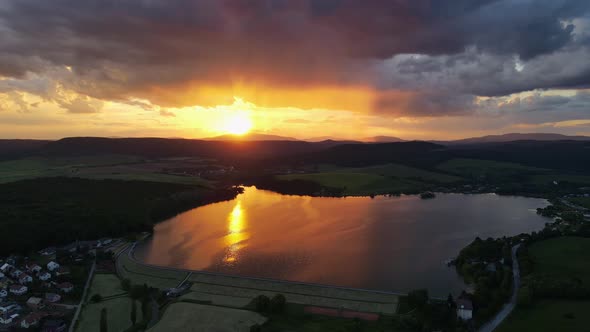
[436,133,590,145]
[205,133,299,141]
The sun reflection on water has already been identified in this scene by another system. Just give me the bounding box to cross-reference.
[223,200,249,264]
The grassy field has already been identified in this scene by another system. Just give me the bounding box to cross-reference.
[261,312,395,332]
[149,303,266,332]
[0,156,210,185]
[278,163,460,195]
[497,237,590,332]
[496,299,590,332]
[437,158,546,178]
[568,197,590,209]
[528,237,590,285]
[117,249,187,289]
[530,174,590,186]
[77,273,142,332]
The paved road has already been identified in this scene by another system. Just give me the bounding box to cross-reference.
[68,260,96,332]
[478,244,521,332]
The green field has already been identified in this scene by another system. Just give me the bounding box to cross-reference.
[149,303,266,332]
[498,237,590,332]
[0,156,210,185]
[117,249,187,289]
[568,197,590,209]
[278,163,461,195]
[530,174,590,186]
[437,158,546,178]
[528,237,590,285]
[77,274,142,332]
[496,299,590,332]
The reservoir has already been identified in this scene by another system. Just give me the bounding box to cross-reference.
[135,187,550,297]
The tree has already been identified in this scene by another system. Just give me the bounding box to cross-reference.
[407,289,429,310]
[121,278,131,291]
[131,300,137,326]
[517,286,533,308]
[270,294,286,313]
[91,294,103,303]
[100,308,108,332]
[253,295,270,312]
[249,324,262,332]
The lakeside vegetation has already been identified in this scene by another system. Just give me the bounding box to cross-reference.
[0,177,240,255]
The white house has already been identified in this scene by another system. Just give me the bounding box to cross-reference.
[0,263,12,273]
[0,304,21,325]
[456,299,473,320]
[38,271,51,281]
[0,272,4,279]
[57,282,74,293]
[9,284,27,296]
[0,290,7,298]
[18,274,32,284]
[47,261,60,272]
[25,263,42,273]
[10,269,23,278]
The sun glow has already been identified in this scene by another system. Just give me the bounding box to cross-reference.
[223,111,253,135]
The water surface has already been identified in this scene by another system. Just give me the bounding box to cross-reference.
[136,187,549,296]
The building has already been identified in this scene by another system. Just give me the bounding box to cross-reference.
[44,293,61,303]
[26,297,45,310]
[456,298,473,320]
[0,303,21,325]
[0,263,12,273]
[19,273,33,284]
[20,312,42,329]
[10,269,23,278]
[39,247,56,256]
[0,289,7,298]
[47,261,60,272]
[26,262,42,273]
[42,319,67,332]
[39,271,52,281]
[9,284,28,296]
[57,282,74,293]
[55,267,70,277]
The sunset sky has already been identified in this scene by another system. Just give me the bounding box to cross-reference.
[1,0,590,140]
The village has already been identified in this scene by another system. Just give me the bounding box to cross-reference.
[0,238,118,331]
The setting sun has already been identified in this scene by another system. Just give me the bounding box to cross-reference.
[222,111,253,135]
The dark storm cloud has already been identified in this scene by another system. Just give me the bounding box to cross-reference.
[0,0,589,114]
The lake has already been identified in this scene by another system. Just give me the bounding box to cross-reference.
[135,187,550,296]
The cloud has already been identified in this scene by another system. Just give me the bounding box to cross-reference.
[159,109,176,117]
[0,0,589,118]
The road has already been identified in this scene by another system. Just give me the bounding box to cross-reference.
[478,244,521,332]
[68,260,96,332]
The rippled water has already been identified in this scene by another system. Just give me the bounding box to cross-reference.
[135,187,550,296]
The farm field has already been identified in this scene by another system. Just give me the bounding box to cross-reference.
[0,156,211,185]
[149,303,266,332]
[117,249,188,289]
[77,273,142,332]
[496,299,590,332]
[278,163,460,195]
[569,197,590,209]
[528,237,590,285]
[437,158,546,178]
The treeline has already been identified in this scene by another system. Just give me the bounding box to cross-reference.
[244,176,345,196]
[455,237,514,325]
[0,177,240,255]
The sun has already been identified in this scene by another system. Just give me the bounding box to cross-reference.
[223,112,253,135]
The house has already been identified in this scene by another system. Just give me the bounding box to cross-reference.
[20,312,42,329]
[42,319,67,332]
[10,269,23,278]
[39,271,52,281]
[9,284,28,296]
[26,297,45,310]
[19,273,33,284]
[456,298,473,320]
[0,303,21,325]
[0,289,7,298]
[0,277,11,288]
[39,247,56,256]
[44,293,61,303]
[485,263,497,273]
[57,282,73,293]
[0,263,11,273]
[0,272,4,278]
[47,261,60,272]
[26,262,42,273]
[55,267,70,277]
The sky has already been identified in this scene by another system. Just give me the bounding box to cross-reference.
[1,0,590,140]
